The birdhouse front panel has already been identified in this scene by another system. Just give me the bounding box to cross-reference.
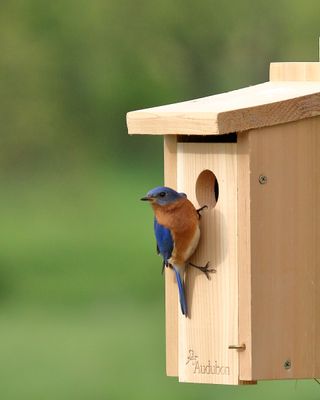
[176,140,238,384]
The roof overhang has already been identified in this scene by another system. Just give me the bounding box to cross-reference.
[127,62,320,136]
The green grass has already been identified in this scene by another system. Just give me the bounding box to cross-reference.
[0,304,319,400]
[0,165,319,399]
[0,165,162,307]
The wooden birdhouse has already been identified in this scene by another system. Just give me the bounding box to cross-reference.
[126,62,320,385]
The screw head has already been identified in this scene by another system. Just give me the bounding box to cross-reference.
[259,175,268,184]
[284,360,291,370]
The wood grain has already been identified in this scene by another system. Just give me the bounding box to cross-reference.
[248,116,320,380]
[163,135,178,377]
[176,143,239,385]
[237,132,253,381]
[270,62,320,81]
[127,81,320,136]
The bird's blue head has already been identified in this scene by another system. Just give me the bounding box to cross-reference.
[141,186,186,206]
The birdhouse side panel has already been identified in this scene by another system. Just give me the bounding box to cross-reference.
[248,116,320,380]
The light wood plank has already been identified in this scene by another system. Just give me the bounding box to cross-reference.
[127,81,320,136]
[237,132,253,381]
[248,116,320,380]
[163,135,178,377]
[176,143,239,385]
[270,62,320,81]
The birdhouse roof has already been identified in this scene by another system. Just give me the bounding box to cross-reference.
[127,81,320,135]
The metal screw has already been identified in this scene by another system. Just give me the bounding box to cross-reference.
[284,360,291,370]
[228,344,246,351]
[259,175,268,184]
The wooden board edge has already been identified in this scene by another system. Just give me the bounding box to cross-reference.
[218,92,320,135]
[163,135,178,377]
[237,131,253,381]
[270,62,320,81]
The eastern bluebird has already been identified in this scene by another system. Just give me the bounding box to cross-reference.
[141,186,213,317]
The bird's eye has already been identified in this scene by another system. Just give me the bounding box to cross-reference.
[159,192,166,197]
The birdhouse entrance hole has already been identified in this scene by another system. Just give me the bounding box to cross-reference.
[196,169,219,208]
[177,134,236,210]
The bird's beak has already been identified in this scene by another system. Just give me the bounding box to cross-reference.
[140,196,154,202]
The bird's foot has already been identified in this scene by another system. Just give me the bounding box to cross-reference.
[189,261,215,280]
[162,261,173,274]
[196,205,208,218]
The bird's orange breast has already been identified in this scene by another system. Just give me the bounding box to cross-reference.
[152,198,200,265]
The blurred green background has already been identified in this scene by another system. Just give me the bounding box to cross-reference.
[1,0,320,399]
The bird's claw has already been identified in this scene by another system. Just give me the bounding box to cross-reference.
[189,261,215,280]
[161,261,173,274]
[197,205,208,218]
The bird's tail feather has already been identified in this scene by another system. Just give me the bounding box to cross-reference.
[174,267,187,316]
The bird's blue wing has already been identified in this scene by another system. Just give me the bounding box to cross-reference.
[154,218,173,265]
[154,219,187,316]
